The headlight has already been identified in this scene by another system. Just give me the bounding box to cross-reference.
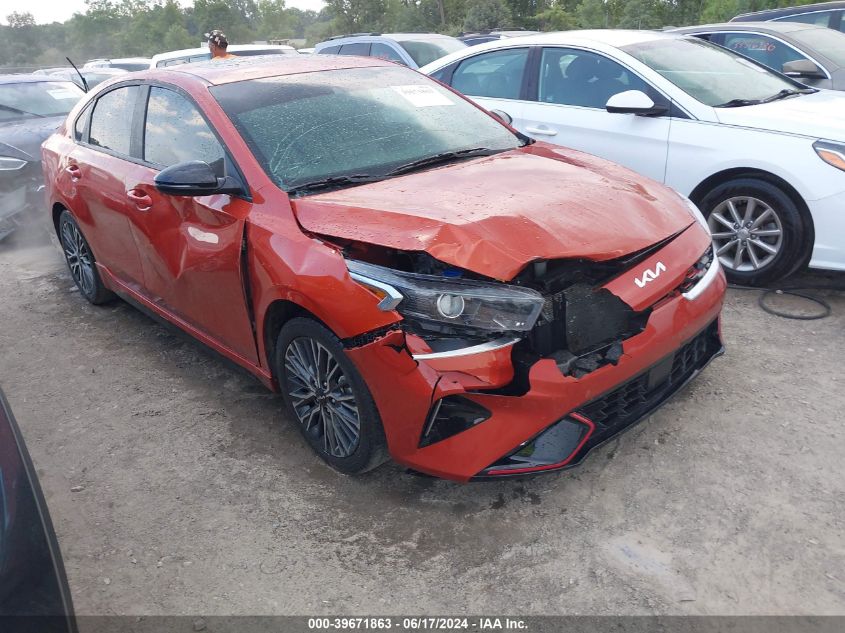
[677,192,709,233]
[0,156,27,171]
[813,140,845,172]
[346,259,544,333]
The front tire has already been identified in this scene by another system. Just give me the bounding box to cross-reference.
[275,318,388,475]
[699,178,809,285]
[58,210,114,304]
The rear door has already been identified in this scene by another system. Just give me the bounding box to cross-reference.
[518,47,671,183]
[69,84,146,287]
[443,47,532,129]
[124,85,258,363]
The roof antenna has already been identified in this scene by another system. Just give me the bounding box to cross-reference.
[66,56,89,93]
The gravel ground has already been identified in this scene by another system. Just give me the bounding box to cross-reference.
[1,232,843,617]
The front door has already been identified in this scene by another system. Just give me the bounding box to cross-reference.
[519,47,671,184]
[125,85,258,364]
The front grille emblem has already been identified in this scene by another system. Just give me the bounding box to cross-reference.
[634,262,666,288]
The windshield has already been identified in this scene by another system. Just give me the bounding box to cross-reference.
[622,37,801,106]
[211,66,520,192]
[791,28,845,67]
[395,37,466,67]
[0,81,83,121]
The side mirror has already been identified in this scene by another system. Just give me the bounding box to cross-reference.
[782,59,826,80]
[606,90,668,116]
[154,160,243,197]
[489,109,513,125]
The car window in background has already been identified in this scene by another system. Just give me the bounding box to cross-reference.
[112,62,149,71]
[211,66,521,191]
[0,81,83,122]
[772,10,834,27]
[320,45,341,54]
[88,85,139,155]
[144,87,224,174]
[371,42,406,64]
[539,47,652,108]
[396,37,466,67]
[622,37,800,106]
[339,42,370,56]
[451,48,529,99]
[720,33,807,70]
[790,27,845,65]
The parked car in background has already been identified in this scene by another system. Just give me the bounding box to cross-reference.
[35,67,128,90]
[422,30,845,284]
[42,55,724,481]
[673,22,845,90]
[0,75,84,241]
[149,44,297,68]
[459,28,541,46]
[298,47,315,54]
[732,1,845,31]
[0,389,76,630]
[83,57,152,71]
[315,33,466,69]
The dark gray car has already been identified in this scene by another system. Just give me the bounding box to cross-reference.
[0,75,84,241]
[731,1,845,31]
[673,22,845,91]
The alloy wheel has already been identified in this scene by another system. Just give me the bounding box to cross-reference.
[61,220,95,296]
[708,196,783,272]
[284,337,361,458]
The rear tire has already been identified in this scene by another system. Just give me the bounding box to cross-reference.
[58,210,114,305]
[699,178,809,286]
[275,317,389,475]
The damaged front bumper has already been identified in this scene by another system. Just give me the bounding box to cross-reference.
[343,229,726,482]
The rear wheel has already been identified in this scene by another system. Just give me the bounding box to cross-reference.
[699,178,809,285]
[275,318,388,475]
[58,210,114,304]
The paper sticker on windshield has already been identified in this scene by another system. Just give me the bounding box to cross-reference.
[47,89,80,100]
[391,84,455,107]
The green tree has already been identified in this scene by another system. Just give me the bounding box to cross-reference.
[463,0,512,31]
[576,0,607,27]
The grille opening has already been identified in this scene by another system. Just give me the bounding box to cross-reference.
[419,396,492,448]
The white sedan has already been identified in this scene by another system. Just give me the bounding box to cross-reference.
[421,30,845,284]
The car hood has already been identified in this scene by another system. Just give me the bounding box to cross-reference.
[292,144,694,280]
[0,115,66,162]
[714,90,845,140]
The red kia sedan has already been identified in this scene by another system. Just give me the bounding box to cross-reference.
[42,55,725,481]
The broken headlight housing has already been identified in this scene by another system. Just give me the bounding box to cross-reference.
[346,259,544,334]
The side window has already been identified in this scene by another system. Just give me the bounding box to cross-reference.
[450,48,529,100]
[773,11,833,27]
[538,48,651,109]
[339,42,370,56]
[74,102,92,142]
[143,87,225,175]
[371,42,406,65]
[721,33,807,72]
[320,45,341,54]
[89,86,139,156]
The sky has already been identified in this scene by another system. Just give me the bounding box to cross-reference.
[1,0,327,25]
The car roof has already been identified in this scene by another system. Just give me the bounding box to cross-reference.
[733,1,845,20]
[319,32,456,44]
[142,54,395,86]
[675,21,825,34]
[0,73,79,85]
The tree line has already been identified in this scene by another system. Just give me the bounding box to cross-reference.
[1,0,823,70]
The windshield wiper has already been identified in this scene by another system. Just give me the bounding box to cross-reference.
[286,174,384,196]
[715,98,762,108]
[760,88,816,103]
[0,104,45,118]
[385,147,503,177]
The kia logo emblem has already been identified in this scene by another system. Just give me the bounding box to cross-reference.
[635,262,666,288]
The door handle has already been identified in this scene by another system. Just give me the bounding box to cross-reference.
[525,126,558,136]
[65,164,81,180]
[126,189,153,211]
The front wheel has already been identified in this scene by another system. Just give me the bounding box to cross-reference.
[699,178,810,285]
[275,318,388,475]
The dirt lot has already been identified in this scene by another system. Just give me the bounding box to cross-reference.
[1,231,843,617]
